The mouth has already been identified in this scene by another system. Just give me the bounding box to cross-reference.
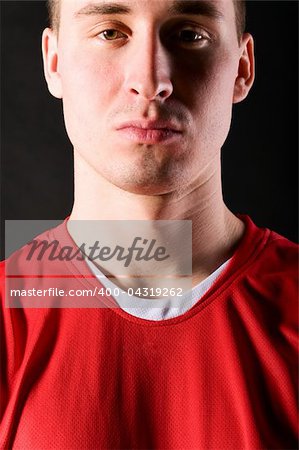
[115,120,183,145]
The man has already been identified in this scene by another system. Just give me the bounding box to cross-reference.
[1,0,298,449]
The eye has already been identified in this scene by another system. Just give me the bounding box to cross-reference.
[98,29,127,41]
[178,29,204,42]
[170,26,211,47]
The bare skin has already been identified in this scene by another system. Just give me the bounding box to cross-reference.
[42,0,255,289]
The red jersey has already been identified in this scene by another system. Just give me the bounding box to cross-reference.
[1,215,298,449]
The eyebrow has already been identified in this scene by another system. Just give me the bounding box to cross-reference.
[168,1,224,20]
[75,1,224,21]
[75,2,131,17]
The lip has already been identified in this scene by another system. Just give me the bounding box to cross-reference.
[115,120,183,144]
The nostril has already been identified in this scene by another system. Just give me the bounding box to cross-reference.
[128,83,173,100]
[131,88,139,95]
[158,90,169,98]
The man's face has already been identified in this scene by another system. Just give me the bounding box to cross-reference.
[44,0,253,195]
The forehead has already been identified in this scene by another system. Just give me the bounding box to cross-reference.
[60,0,235,22]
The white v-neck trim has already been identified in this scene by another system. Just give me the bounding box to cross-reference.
[86,257,231,321]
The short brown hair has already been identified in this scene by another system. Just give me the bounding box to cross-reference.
[47,0,59,31]
[234,0,246,40]
[47,0,246,41]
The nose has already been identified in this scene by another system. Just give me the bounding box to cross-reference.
[123,32,173,101]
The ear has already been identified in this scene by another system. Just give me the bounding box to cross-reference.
[42,28,62,99]
[233,33,255,104]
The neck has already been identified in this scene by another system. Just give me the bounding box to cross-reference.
[69,152,245,285]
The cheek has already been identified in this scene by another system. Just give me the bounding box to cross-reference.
[177,50,238,157]
[185,49,237,106]
[61,56,119,107]
[193,51,237,118]
[59,50,122,145]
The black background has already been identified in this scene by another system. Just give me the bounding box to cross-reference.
[1,1,298,255]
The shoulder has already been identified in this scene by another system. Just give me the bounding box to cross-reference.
[233,216,298,320]
[254,229,298,279]
[0,221,70,311]
[242,227,298,326]
[1,220,69,279]
[237,215,298,279]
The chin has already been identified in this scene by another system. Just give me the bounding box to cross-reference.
[109,175,177,195]
[90,143,194,195]
[115,183,173,196]
[100,165,182,195]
